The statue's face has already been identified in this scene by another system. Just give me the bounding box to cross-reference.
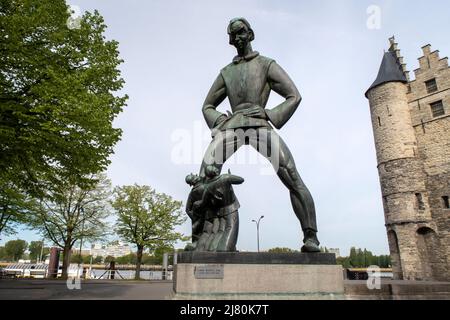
[229,21,251,51]
[205,166,219,178]
[186,174,201,186]
[193,175,202,184]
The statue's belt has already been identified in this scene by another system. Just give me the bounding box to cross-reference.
[216,111,272,131]
[217,200,240,217]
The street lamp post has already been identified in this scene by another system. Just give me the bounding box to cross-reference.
[39,238,45,264]
[252,216,264,253]
[77,207,85,279]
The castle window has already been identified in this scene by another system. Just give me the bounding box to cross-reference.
[415,193,425,210]
[378,117,382,127]
[430,100,445,118]
[443,196,450,209]
[425,78,438,93]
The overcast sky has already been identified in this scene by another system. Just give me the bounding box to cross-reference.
[3,0,449,256]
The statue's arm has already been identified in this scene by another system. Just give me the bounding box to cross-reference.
[202,74,228,129]
[265,62,302,129]
[225,175,245,185]
[194,188,211,211]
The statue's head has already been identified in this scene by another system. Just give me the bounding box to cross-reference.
[227,17,255,51]
[185,174,201,186]
[205,165,220,179]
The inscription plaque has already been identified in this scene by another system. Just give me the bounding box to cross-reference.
[194,265,224,279]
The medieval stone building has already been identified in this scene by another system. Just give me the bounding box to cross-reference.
[366,37,449,281]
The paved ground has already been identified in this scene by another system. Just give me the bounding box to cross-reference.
[2,279,449,300]
[0,279,174,300]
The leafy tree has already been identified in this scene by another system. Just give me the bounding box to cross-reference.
[29,174,112,279]
[0,246,6,261]
[112,185,186,279]
[0,181,38,238]
[336,256,352,268]
[342,247,392,268]
[4,239,28,261]
[70,253,83,264]
[93,256,103,264]
[152,245,175,265]
[0,0,127,194]
[69,253,92,264]
[104,255,115,264]
[28,241,50,262]
[116,253,137,265]
[82,255,93,264]
[141,253,158,265]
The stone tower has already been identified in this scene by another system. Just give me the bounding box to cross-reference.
[366,37,449,281]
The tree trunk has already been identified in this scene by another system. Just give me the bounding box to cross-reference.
[135,246,143,280]
[61,243,72,280]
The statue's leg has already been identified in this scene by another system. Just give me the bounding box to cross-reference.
[195,220,213,252]
[209,216,226,252]
[192,218,203,244]
[250,129,320,252]
[217,211,239,252]
[199,130,243,176]
[207,217,221,252]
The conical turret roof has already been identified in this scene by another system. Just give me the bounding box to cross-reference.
[365,38,408,97]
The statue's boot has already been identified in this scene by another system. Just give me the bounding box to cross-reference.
[301,229,320,253]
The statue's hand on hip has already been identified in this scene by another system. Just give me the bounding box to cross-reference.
[243,105,267,119]
[215,114,229,128]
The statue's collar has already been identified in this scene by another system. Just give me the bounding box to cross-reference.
[232,51,260,64]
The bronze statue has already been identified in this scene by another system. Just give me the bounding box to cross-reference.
[185,167,243,252]
[197,18,320,253]
[185,174,206,250]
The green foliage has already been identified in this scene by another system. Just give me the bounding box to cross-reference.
[104,255,115,263]
[338,247,391,268]
[116,253,137,265]
[93,256,103,264]
[28,241,50,262]
[69,254,92,264]
[0,179,39,237]
[141,253,158,265]
[30,174,112,247]
[267,247,297,253]
[111,249,175,266]
[112,185,185,278]
[0,246,6,260]
[152,245,175,265]
[29,173,112,278]
[0,0,128,193]
[112,185,186,251]
[70,253,83,264]
[4,239,28,261]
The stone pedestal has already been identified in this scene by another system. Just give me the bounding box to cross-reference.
[172,252,344,300]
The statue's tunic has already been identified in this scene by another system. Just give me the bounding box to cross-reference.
[202,51,302,131]
[218,54,274,130]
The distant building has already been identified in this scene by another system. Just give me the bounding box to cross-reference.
[328,248,340,258]
[71,249,91,256]
[90,242,132,258]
